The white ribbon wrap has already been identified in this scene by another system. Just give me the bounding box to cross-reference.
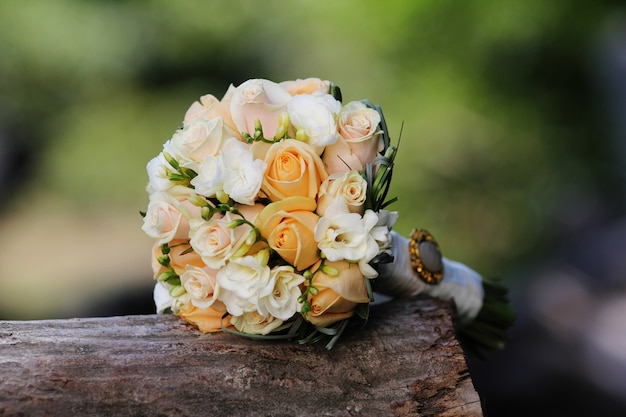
[375,231,484,324]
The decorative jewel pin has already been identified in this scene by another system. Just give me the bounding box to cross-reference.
[408,228,444,285]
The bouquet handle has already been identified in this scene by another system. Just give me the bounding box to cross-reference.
[375,231,515,357]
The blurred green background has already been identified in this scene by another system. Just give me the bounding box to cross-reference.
[1,1,626,415]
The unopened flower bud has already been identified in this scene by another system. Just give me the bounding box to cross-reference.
[157,271,177,282]
[169,285,186,297]
[274,112,290,140]
[321,265,339,276]
[256,248,270,267]
[189,193,208,207]
[216,190,229,204]
[295,128,308,143]
[163,152,180,170]
[228,219,247,229]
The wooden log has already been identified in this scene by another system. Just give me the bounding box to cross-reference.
[0,297,482,417]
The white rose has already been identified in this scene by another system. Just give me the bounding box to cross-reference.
[220,138,267,205]
[314,198,380,278]
[180,264,220,309]
[316,170,367,217]
[163,117,238,169]
[142,186,200,245]
[216,254,271,317]
[146,153,173,194]
[256,266,304,321]
[230,311,285,335]
[287,94,342,152]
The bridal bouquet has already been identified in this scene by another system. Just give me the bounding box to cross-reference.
[141,78,514,352]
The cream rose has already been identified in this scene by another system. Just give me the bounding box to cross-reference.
[304,260,370,328]
[180,264,220,309]
[287,94,341,150]
[322,101,384,175]
[142,186,201,245]
[230,79,292,138]
[189,203,264,269]
[256,197,320,271]
[261,139,328,202]
[279,78,331,96]
[163,117,239,170]
[230,311,286,335]
[316,170,367,217]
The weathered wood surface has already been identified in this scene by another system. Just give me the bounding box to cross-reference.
[0,297,482,417]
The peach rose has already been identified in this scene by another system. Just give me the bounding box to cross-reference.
[230,79,292,138]
[183,85,239,135]
[151,239,205,280]
[255,196,320,271]
[142,186,202,245]
[261,139,328,201]
[304,260,370,328]
[322,101,384,175]
[316,170,367,216]
[178,300,230,333]
[279,78,331,96]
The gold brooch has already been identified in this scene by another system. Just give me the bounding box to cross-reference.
[408,228,443,285]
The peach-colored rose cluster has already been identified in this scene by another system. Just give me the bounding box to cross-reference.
[143,78,397,339]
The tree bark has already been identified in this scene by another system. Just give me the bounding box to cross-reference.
[0,297,482,417]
